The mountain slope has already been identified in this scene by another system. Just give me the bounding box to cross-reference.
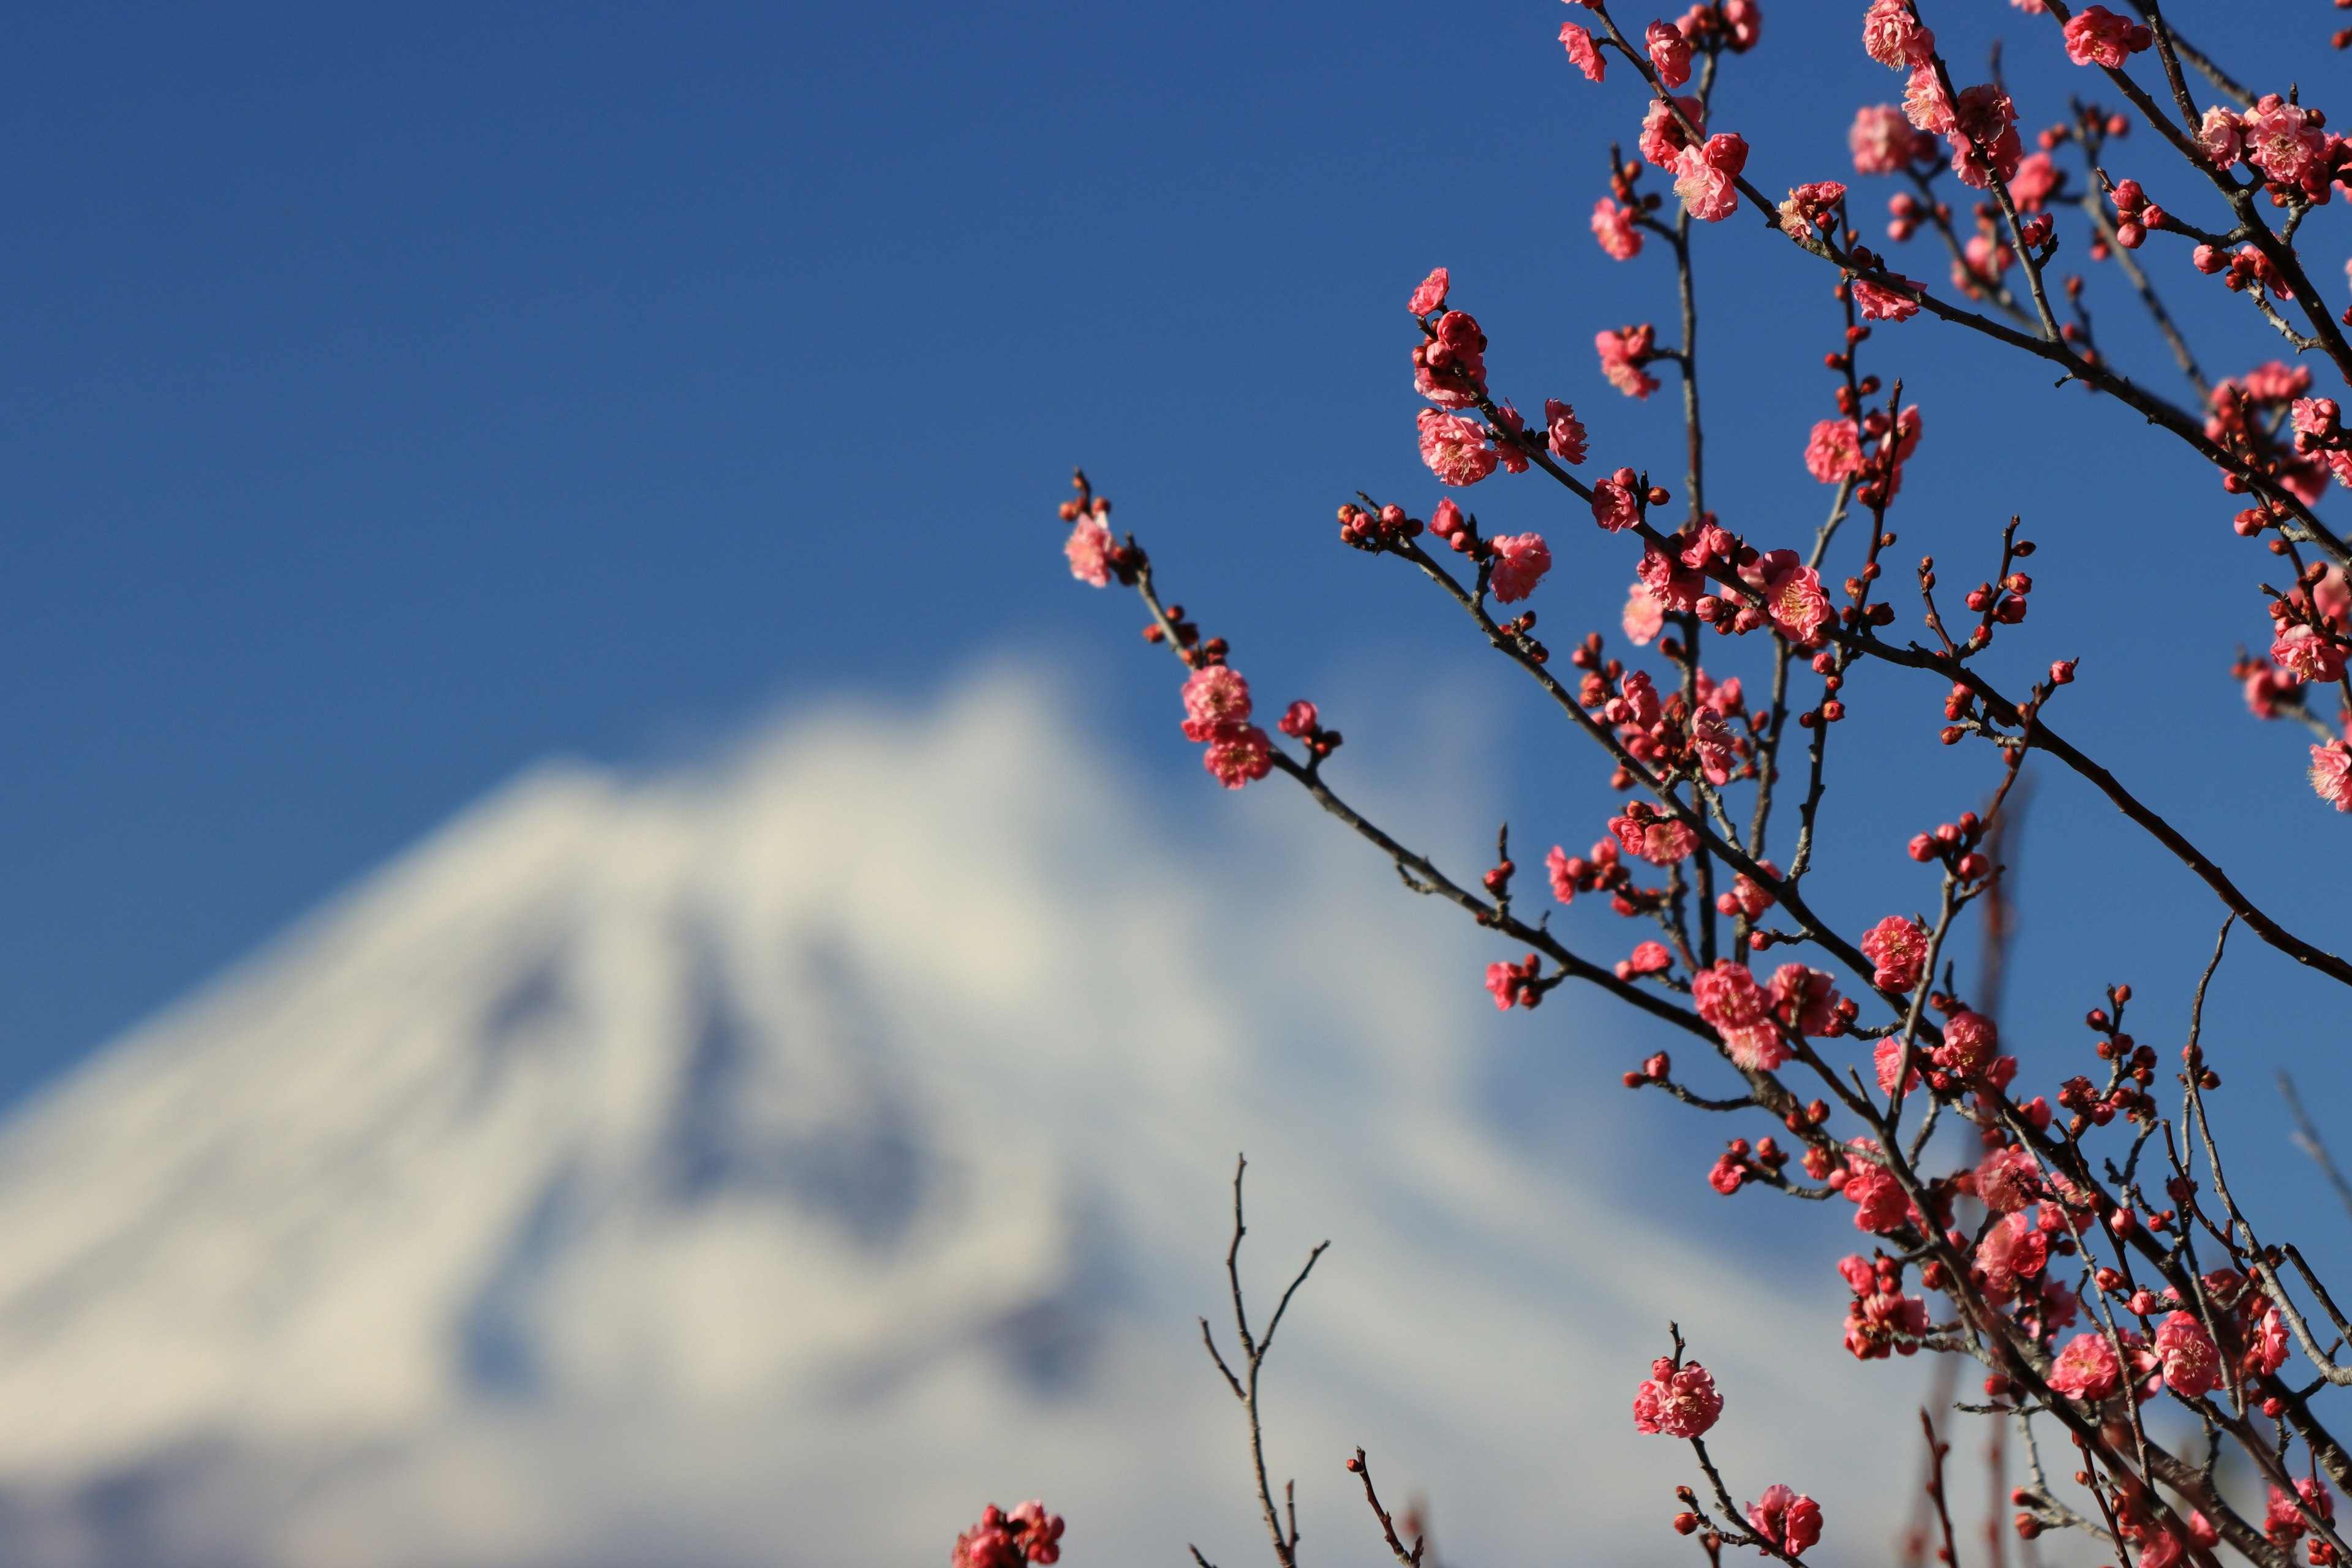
[0,674,1908,1567]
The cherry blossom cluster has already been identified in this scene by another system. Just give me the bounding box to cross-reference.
[952,1502,1065,1568]
[1046,2,2352,1565]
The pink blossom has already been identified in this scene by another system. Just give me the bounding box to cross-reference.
[1592,197,1644,260]
[1693,959,1786,1069]
[1560,21,1606,81]
[1203,725,1272,789]
[1850,104,1930,175]
[1065,516,1115,587]
[1746,1487,1823,1556]
[2046,1331,2122,1400]
[1645,19,1692,87]
[1844,1159,1910,1232]
[1975,1211,2049,1303]
[1408,266,1450,316]
[1621,939,1675,978]
[1180,665,1253,739]
[1948,85,2022,189]
[1845,1285,1931,1358]
[1639,533,1705,608]
[2245,95,2329,189]
[1976,1145,2041,1213]
[2245,360,2313,402]
[1903,62,1954,134]
[1494,401,1530,474]
[1862,0,1934,68]
[2198,106,2245,168]
[1633,1358,1722,1438]
[2008,151,2060,209]
[2267,1480,2332,1542]
[2314,743,2352,812]
[1612,807,1699,868]
[2062,6,2150,67]
[1749,549,1831,642]
[1852,275,1921,321]
[954,1502,1066,1568]
[1417,409,1499,486]
[1770,963,1841,1036]
[1691,707,1736,785]
[1413,309,1488,408]
[1674,133,1749,223]
[1490,533,1552,603]
[1598,324,1661,398]
[1278,700,1317,738]
[2153,1311,2220,1397]
[1545,399,1588,464]
[1805,418,1864,482]
[2248,1302,2290,1374]
[1861,916,1930,992]
[1593,473,1642,530]
[1639,94,1706,168]
[1934,1009,1999,1076]
[1624,582,1665,646]
[1721,0,1760,50]
[1777,180,1846,239]
[1545,843,1576,904]
[2272,622,2347,684]
[1485,954,1540,1010]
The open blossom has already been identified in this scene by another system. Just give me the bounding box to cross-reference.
[1489,533,1552,603]
[1862,0,1932,68]
[1850,104,1929,174]
[1749,549,1830,642]
[1624,582,1665,646]
[2248,1302,2291,1375]
[1646,19,1692,87]
[1844,1159,1910,1232]
[2046,1331,2121,1401]
[1180,665,1253,739]
[1277,700,1317,738]
[1976,1144,2041,1213]
[2198,105,2245,167]
[1597,325,1660,398]
[1417,409,1499,486]
[1975,1210,2048,1302]
[1545,398,1588,463]
[2154,1311,2220,1397]
[1408,266,1449,315]
[2062,5,2150,67]
[1203,725,1272,788]
[1934,1009,1998,1076]
[1874,1037,1921,1096]
[1612,807,1698,868]
[2008,150,2059,209]
[1948,84,2022,188]
[1770,963,1841,1036]
[2273,622,2348,684]
[1746,1487,1823,1557]
[1693,959,1786,1069]
[1591,197,1643,260]
[1861,915,1929,992]
[2267,1480,2335,1544]
[1560,21,1605,81]
[1632,1358,1722,1438]
[1804,418,1863,482]
[2313,743,2352,811]
[1852,274,1920,321]
[2244,94,2329,189]
[1065,516,1115,587]
[1845,1284,1931,1359]
[1777,180,1845,239]
[1903,62,1954,134]
[1639,94,1706,168]
[1674,133,1748,223]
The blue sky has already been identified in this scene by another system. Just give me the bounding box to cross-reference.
[2,1,2350,1236]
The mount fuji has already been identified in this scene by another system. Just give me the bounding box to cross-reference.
[0,673,1912,1567]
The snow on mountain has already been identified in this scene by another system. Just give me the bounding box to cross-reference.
[0,673,1912,1567]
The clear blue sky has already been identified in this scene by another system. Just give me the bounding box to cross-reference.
[2,2,2348,1230]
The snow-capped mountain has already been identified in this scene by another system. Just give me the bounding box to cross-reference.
[0,674,1908,1567]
